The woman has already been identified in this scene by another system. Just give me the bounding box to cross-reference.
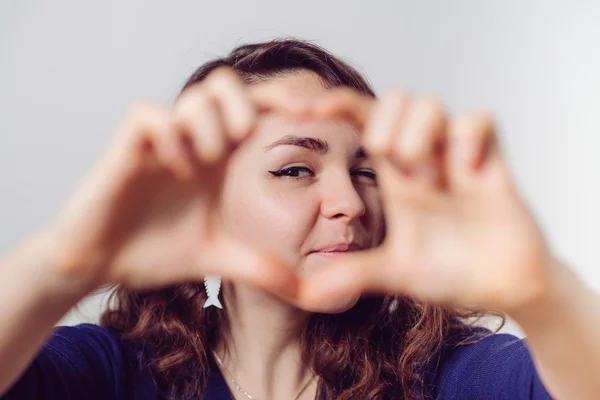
[0,38,598,400]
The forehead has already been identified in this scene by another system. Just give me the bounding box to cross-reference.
[254,70,330,100]
[251,71,360,147]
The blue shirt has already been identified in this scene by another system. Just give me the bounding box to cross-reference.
[2,323,552,399]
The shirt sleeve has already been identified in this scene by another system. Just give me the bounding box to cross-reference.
[436,332,553,399]
[1,323,154,400]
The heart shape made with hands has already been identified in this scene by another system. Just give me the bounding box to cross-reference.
[56,65,550,316]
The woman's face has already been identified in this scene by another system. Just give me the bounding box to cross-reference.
[219,71,385,313]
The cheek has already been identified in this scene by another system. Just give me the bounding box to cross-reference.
[220,180,318,266]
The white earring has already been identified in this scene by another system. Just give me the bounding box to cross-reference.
[203,275,223,309]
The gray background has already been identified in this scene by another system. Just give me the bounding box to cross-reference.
[2,0,599,337]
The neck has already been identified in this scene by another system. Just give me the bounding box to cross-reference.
[215,282,317,400]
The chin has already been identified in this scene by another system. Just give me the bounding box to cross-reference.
[301,292,361,315]
[295,257,362,314]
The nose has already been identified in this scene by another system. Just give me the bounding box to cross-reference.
[320,171,366,223]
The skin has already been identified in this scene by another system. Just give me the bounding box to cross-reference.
[0,66,599,400]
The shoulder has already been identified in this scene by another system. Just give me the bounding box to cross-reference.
[47,323,126,355]
[44,323,137,376]
[3,324,156,400]
[440,329,528,373]
[432,328,552,399]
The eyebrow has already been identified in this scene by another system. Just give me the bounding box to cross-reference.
[264,135,328,154]
[264,134,367,159]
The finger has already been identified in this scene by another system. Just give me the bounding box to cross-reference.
[310,87,376,129]
[373,157,439,212]
[295,249,393,312]
[119,102,194,180]
[361,92,442,207]
[390,97,447,192]
[447,113,506,190]
[363,91,411,156]
[194,238,300,302]
[248,84,313,116]
[204,67,257,141]
[172,88,227,163]
[395,96,447,167]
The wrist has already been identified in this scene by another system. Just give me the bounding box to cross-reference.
[508,256,584,335]
[17,225,101,303]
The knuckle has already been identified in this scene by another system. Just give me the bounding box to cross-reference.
[476,112,497,134]
[127,101,161,123]
[210,66,238,79]
[206,67,240,89]
[417,101,447,139]
[232,111,256,137]
[178,82,203,100]
[452,113,496,140]
[334,87,367,112]
[177,83,206,104]
[416,96,445,118]
[173,90,208,121]
[383,89,411,107]
[120,101,168,144]
[452,115,478,138]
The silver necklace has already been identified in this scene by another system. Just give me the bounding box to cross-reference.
[212,351,316,400]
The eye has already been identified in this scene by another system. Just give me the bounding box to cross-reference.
[269,166,315,179]
[351,169,377,184]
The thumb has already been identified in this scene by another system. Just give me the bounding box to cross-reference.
[194,237,300,302]
[296,249,389,313]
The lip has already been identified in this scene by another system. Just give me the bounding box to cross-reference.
[309,242,364,255]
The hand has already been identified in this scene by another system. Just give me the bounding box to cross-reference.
[47,68,303,299]
[298,89,554,313]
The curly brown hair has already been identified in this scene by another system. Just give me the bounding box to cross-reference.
[100,38,505,400]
